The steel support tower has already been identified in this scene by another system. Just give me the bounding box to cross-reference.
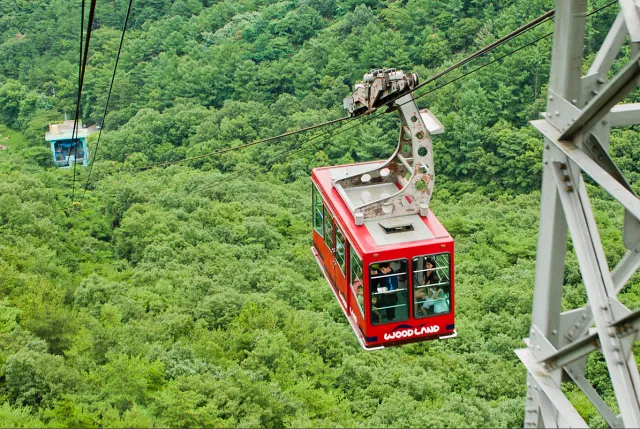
[517,1,640,427]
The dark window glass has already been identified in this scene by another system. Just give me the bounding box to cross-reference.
[323,207,334,250]
[335,226,346,274]
[412,253,451,318]
[369,260,409,325]
[349,245,364,318]
[313,186,323,235]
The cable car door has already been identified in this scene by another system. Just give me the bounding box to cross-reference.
[332,225,348,308]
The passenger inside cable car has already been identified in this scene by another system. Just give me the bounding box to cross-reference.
[370,261,407,324]
[51,139,86,166]
[413,254,451,317]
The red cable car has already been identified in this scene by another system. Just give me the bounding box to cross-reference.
[311,69,456,350]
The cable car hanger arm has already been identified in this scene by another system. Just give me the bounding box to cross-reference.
[334,69,444,226]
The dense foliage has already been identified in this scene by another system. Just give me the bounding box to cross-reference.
[0,0,637,427]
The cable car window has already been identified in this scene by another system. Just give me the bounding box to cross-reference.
[335,226,346,274]
[349,245,364,318]
[313,185,323,235]
[369,260,409,325]
[412,253,451,318]
[323,207,334,250]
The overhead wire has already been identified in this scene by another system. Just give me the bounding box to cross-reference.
[65,0,85,179]
[171,7,559,194]
[93,0,620,195]
[267,0,618,167]
[185,117,359,195]
[81,0,134,201]
[134,7,557,174]
[410,9,554,94]
[177,1,619,197]
[403,0,614,96]
[400,0,616,103]
[136,115,353,171]
[186,103,396,195]
[263,109,382,172]
[587,0,619,17]
[260,116,368,171]
[69,0,98,206]
[264,32,553,164]
[412,32,554,103]
[266,32,557,167]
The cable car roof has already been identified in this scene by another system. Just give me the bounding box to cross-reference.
[45,129,91,141]
[313,162,452,256]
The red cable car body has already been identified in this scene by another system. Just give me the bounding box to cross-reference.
[311,69,456,350]
[312,164,456,350]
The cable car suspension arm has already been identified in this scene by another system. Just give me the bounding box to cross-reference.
[334,69,444,225]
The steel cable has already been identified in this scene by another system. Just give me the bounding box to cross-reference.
[81,0,134,201]
[69,0,97,205]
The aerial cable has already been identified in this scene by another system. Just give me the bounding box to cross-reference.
[410,8,554,94]
[76,0,85,130]
[172,1,619,196]
[274,0,619,168]
[141,7,557,172]
[66,0,85,180]
[383,0,617,111]
[70,0,97,206]
[81,0,134,201]
[587,0,619,17]
[261,116,367,172]
[186,117,361,195]
[411,32,554,104]
[332,8,555,121]
[264,107,383,171]
[70,0,97,199]
[136,115,352,171]
[391,0,616,107]
[191,109,393,195]
[100,1,619,181]
[149,10,554,186]
[119,7,553,175]
[274,31,558,166]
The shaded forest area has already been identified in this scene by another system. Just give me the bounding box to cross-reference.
[0,0,638,427]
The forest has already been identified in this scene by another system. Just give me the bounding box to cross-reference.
[0,0,638,427]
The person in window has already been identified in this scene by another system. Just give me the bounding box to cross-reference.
[371,262,398,321]
[416,287,437,316]
[376,263,399,290]
[325,223,333,243]
[432,286,449,314]
[421,257,439,285]
[371,295,381,324]
[356,284,364,311]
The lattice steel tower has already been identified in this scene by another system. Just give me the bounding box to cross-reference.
[517,1,640,427]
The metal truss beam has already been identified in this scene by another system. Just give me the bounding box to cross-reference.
[542,328,600,369]
[552,165,640,426]
[560,53,640,140]
[614,308,640,334]
[612,246,640,292]
[542,307,640,370]
[611,103,640,127]
[566,363,623,428]
[532,120,640,221]
[518,346,589,427]
[587,13,628,77]
[521,1,640,427]
[523,5,587,426]
[619,0,640,43]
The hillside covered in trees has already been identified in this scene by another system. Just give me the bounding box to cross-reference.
[0,0,637,427]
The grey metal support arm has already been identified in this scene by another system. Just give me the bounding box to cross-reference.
[519,1,640,427]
